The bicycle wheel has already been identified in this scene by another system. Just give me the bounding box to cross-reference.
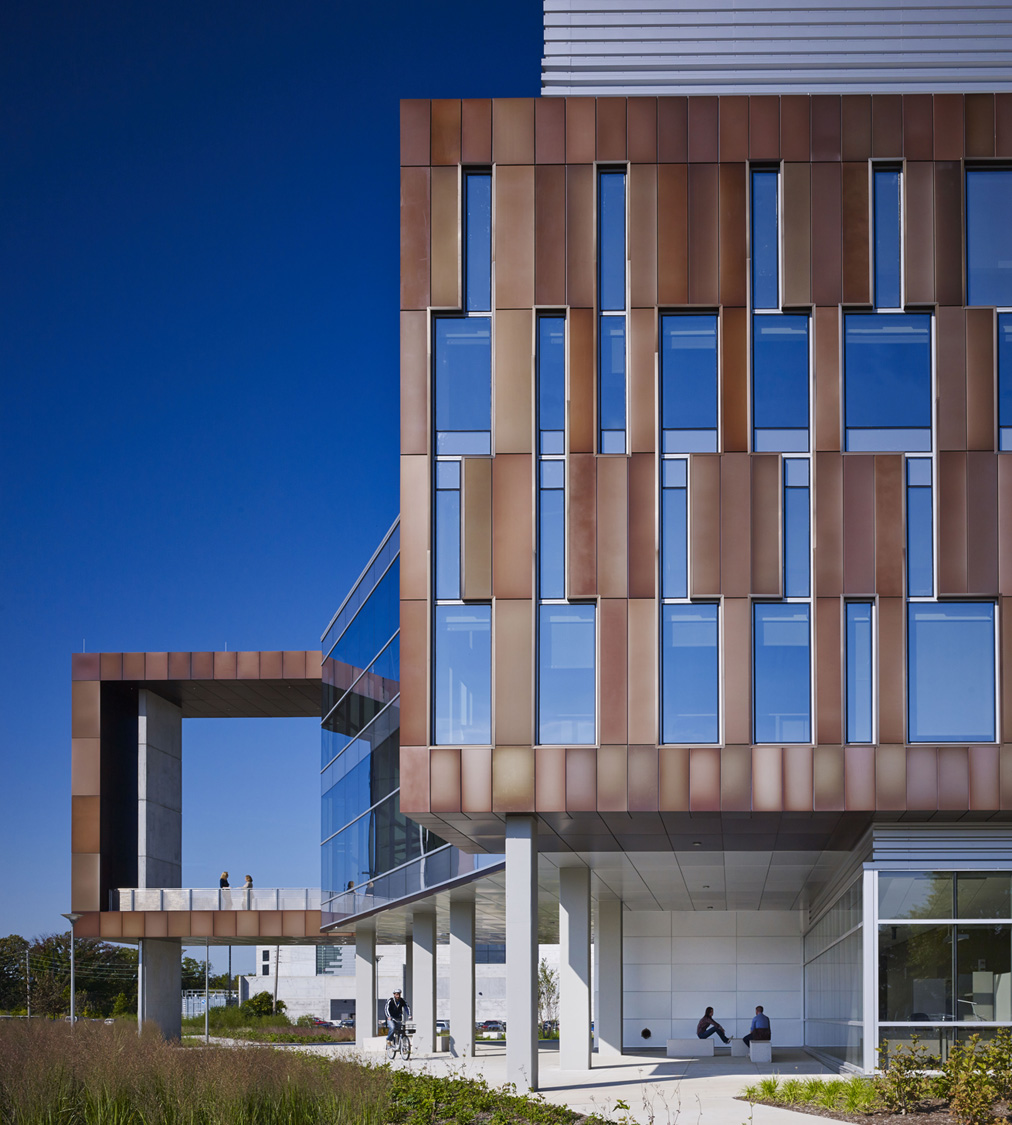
[399,1034,411,1060]
[385,1038,397,1061]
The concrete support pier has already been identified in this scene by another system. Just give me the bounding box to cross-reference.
[559,866,591,1070]
[137,690,182,889]
[138,937,182,1039]
[449,897,475,1058]
[355,923,376,1050]
[411,910,437,1054]
[506,815,538,1090]
[596,898,623,1057]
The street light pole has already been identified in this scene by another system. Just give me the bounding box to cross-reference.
[61,913,82,1025]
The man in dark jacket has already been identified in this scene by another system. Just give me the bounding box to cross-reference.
[385,989,410,1042]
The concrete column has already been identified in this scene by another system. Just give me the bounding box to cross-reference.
[597,897,623,1056]
[506,815,538,1090]
[138,937,182,1039]
[449,897,476,1058]
[355,923,376,1050]
[138,690,182,889]
[403,940,413,1005]
[559,866,592,1070]
[861,868,878,1074]
[411,910,437,1053]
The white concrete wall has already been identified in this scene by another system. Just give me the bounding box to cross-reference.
[623,911,803,1048]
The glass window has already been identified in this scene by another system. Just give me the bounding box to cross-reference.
[539,461,565,599]
[599,315,626,453]
[598,170,626,312]
[906,458,933,597]
[662,604,719,744]
[751,170,778,310]
[966,168,1012,307]
[538,316,566,454]
[752,315,809,452]
[783,457,810,597]
[434,318,491,455]
[846,602,873,744]
[661,458,688,599]
[880,923,953,1022]
[1000,313,1011,452]
[465,172,491,313]
[753,603,811,743]
[879,873,954,920]
[908,602,996,743]
[538,604,596,744]
[874,169,902,309]
[957,874,1012,920]
[433,605,491,745]
[435,460,461,600]
[661,314,718,452]
[845,314,932,452]
[956,925,1012,1022]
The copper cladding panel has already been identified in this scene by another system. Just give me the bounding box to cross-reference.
[568,453,597,598]
[720,745,751,812]
[495,166,534,309]
[536,746,566,811]
[658,747,690,810]
[399,602,428,750]
[751,453,781,597]
[462,99,492,163]
[903,95,934,159]
[690,454,721,598]
[723,598,751,746]
[965,94,995,158]
[72,738,100,796]
[401,100,430,166]
[784,745,814,811]
[494,600,533,746]
[596,97,627,160]
[431,100,461,165]
[629,164,658,308]
[657,97,688,162]
[689,747,721,812]
[782,164,812,307]
[565,97,596,164]
[600,599,628,746]
[781,96,811,161]
[430,749,461,813]
[123,652,145,679]
[399,745,430,815]
[597,457,629,597]
[400,455,429,600]
[628,744,659,811]
[494,309,533,454]
[937,307,967,451]
[237,650,259,680]
[688,97,718,162]
[938,746,969,811]
[845,745,876,809]
[815,453,844,596]
[627,599,657,746]
[72,652,100,679]
[688,164,719,305]
[72,795,100,854]
[628,98,658,162]
[598,745,629,812]
[906,746,937,810]
[872,95,903,157]
[720,453,750,596]
[904,164,935,306]
[966,308,995,452]
[569,308,595,452]
[492,99,534,165]
[430,166,460,310]
[566,748,597,811]
[100,652,123,679]
[934,163,964,307]
[841,164,871,306]
[71,853,100,913]
[812,96,842,161]
[813,746,845,812]
[535,165,566,306]
[843,455,875,595]
[213,651,236,679]
[461,457,492,600]
[998,94,1012,158]
[657,165,688,306]
[719,95,748,160]
[969,744,1000,810]
[534,98,565,164]
[811,163,842,307]
[1004,600,1012,743]
[933,94,964,160]
[816,597,843,745]
[878,598,905,745]
[721,307,748,453]
[629,308,656,454]
[815,307,841,452]
[401,167,430,311]
[966,453,998,595]
[1001,459,1012,595]
[629,453,656,599]
[938,451,968,595]
[566,165,595,308]
[749,96,780,160]
[146,652,169,679]
[752,745,783,812]
[841,96,871,160]
[461,747,492,813]
[875,455,904,598]
[876,744,907,811]
[492,454,533,599]
[718,163,746,308]
[72,680,100,739]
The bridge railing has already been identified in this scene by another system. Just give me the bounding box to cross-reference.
[110,887,321,911]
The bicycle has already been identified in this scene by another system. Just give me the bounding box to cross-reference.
[385,1022,412,1060]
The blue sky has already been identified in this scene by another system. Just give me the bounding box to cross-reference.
[0,0,541,971]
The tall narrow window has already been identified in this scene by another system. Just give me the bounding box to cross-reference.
[967,169,1012,307]
[538,315,567,599]
[661,313,718,452]
[752,315,809,451]
[538,315,566,455]
[538,605,596,744]
[433,605,491,745]
[661,459,688,599]
[1000,313,1011,452]
[598,170,626,453]
[906,458,933,597]
[846,602,873,744]
[434,460,461,600]
[662,604,719,744]
[874,169,901,309]
[783,457,810,597]
[465,171,491,313]
[754,603,811,744]
[434,319,491,455]
[751,170,778,310]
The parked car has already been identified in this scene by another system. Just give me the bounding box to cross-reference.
[479,1019,505,1032]
[435,1020,449,1033]
[338,1018,355,1028]
[309,1017,334,1027]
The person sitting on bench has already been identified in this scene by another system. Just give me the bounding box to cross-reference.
[743,1005,771,1046]
[696,1006,731,1044]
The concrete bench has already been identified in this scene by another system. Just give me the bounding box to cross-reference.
[731,1038,748,1057]
[666,1037,714,1057]
[749,1041,773,1063]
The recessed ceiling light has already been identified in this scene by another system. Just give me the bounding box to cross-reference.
[702,885,710,889]
[692,841,702,847]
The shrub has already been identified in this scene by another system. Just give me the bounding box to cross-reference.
[877,1035,935,1114]
[944,1034,998,1125]
[839,1077,879,1114]
[241,991,286,1018]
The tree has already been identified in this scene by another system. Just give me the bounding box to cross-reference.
[537,958,559,1029]
[241,991,285,1017]
[0,935,29,1012]
[29,934,137,1018]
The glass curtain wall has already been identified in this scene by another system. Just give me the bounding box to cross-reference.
[805,878,864,1068]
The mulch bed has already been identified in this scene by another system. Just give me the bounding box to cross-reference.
[738,1097,962,1125]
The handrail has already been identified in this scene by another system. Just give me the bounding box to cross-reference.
[109,887,321,911]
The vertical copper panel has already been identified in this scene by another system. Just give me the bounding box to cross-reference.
[401,167,430,311]
[751,453,781,597]
[966,453,998,595]
[938,746,969,811]
[72,652,100,679]
[166,912,192,939]
[844,745,876,809]
[811,96,842,161]
[998,93,1012,158]
[629,454,656,599]
[146,652,169,679]
[841,96,871,160]
[723,597,751,746]
[876,744,908,810]
[597,745,629,812]
[568,453,597,598]
[461,747,492,812]
[752,745,783,812]
[843,455,875,594]
[430,166,460,309]
[399,603,429,749]
[566,165,595,308]
[720,745,751,811]
[565,97,596,164]
[966,308,995,451]
[965,94,995,158]
[841,164,871,306]
[783,745,814,811]
[71,854,100,913]
[749,96,780,160]
[621,600,653,748]
[166,651,189,680]
[903,95,933,159]
[237,651,259,679]
[629,308,656,455]
[628,98,658,162]
[492,746,535,813]
[657,165,688,306]
[904,163,935,306]
[430,749,462,813]
[495,309,533,454]
[689,747,721,812]
[535,166,567,306]
[629,165,658,308]
[258,650,282,679]
[878,598,905,745]
[719,95,748,161]
[566,747,597,811]
[401,100,430,166]
[934,163,964,307]
[494,600,533,746]
[938,451,968,595]
[534,97,565,164]
[688,164,719,305]
[72,795,100,854]
[720,453,751,596]
[235,912,259,939]
[937,307,967,451]
[629,744,659,811]
[495,166,535,309]
[569,308,595,453]
[211,913,235,939]
[596,97,627,160]
[657,96,688,161]
[100,913,125,940]
[905,746,937,810]
[400,455,429,600]
[462,99,492,163]
[99,652,123,679]
[600,599,629,746]
[72,739,100,796]
[687,97,719,162]
[492,98,534,165]
[969,744,1000,810]
[813,746,845,812]
[933,94,964,160]
[718,163,747,307]
[461,457,492,600]
[189,652,212,679]
[492,454,533,599]
[71,681,100,738]
[782,164,812,307]
[811,163,842,307]
[815,308,841,452]
[875,455,904,597]
[431,100,461,165]
[143,913,168,939]
[781,96,811,161]
[658,747,689,810]
[535,746,566,811]
[1000,459,1012,595]
[597,457,629,597]
[816,597,843,745]
[872,95,903,157]
[722,307,748,452]
[1004,600,1012,743]
[690,454,721,597]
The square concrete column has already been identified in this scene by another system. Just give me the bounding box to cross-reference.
[355,923,376,1050]
[506,815,538,1090]
[861,868,878,1074]
[411,910,437,1054]
[559,866,592,1070]
[138,690,182,889]
[596,897,623,1056]
[449,897,476,1057]
[138,937,182,1039]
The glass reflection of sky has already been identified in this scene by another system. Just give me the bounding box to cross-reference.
[967,169,1012,307]
[434,317,491,445]
[753,603,810,743]
[751,170,778,310]
[538,604,595,745]
[752,315,809,451]
[661,314,717,450]
[598,170,626,311]
[662,604,718,743]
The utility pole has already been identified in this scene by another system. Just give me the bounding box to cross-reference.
[204,940,209,1044]
[61,913,82,1026]
[272,945,280,1014]
[25,951,30,1019]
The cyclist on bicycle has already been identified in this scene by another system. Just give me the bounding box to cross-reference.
[385,989,410,1043]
